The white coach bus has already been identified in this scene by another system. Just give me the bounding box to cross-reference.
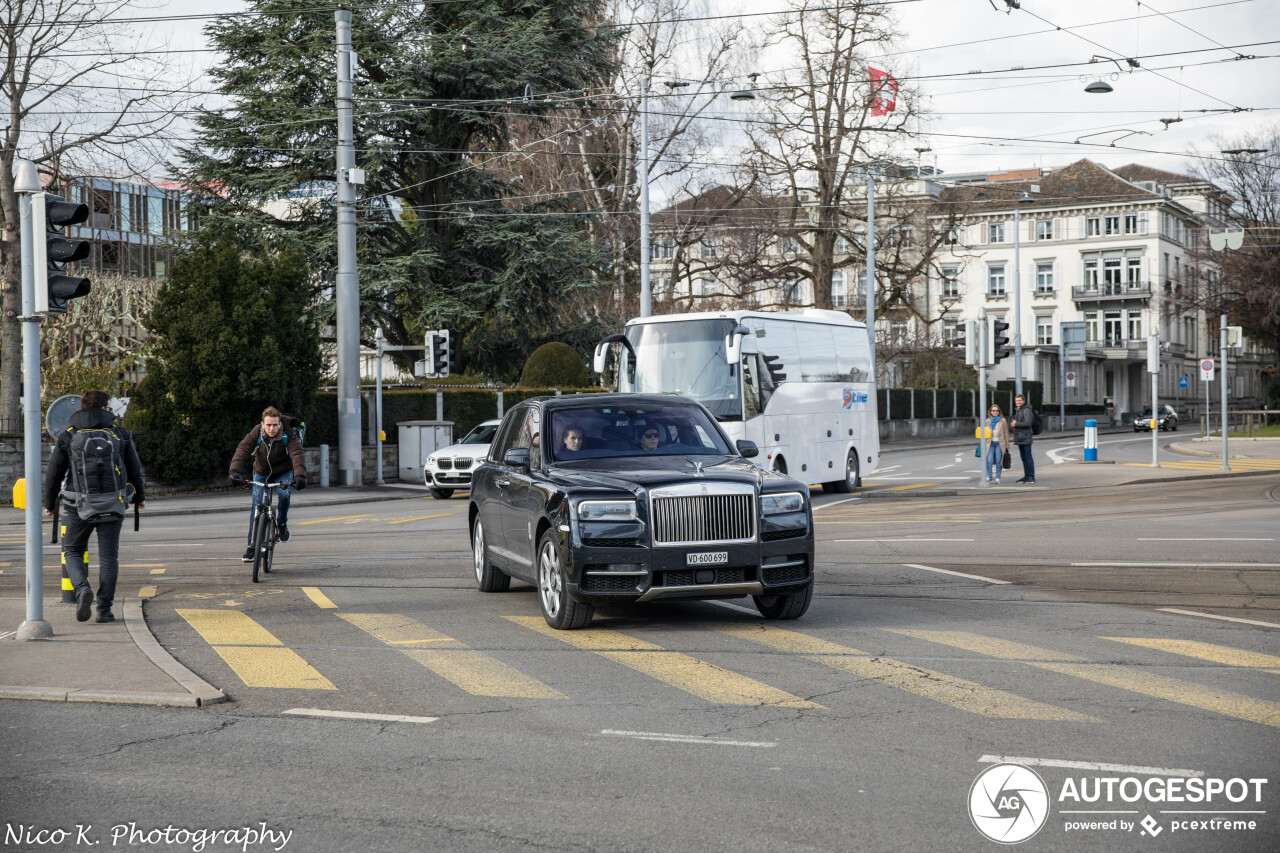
[594,309,878,492]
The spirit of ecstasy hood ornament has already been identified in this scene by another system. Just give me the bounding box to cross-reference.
[693,461,704,476]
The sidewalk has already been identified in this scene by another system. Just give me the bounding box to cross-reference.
[2,455,1277,709]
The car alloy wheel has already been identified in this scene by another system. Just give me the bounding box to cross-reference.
[473,518,510,592]
[474,520,487,585]
[536,529,593,629]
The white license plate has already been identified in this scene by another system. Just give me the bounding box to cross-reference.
[686,551,729,566]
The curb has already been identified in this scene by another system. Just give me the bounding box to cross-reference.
[0,686,201,707]
[126,599,226,706]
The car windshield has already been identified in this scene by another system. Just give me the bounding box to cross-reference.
[460,423,499,445]
[549,404,733,461]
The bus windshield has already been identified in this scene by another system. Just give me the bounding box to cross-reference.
[621,319,740,420]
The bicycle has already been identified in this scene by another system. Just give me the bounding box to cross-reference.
[246,480,286,583]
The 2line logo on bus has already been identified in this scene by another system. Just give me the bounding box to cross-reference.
[842,389,869,409]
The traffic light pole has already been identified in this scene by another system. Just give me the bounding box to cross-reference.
[978,308,989,482]
[335,10,362,486]
[14,159,52,640]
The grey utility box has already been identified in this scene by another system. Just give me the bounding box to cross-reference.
[398,420,453,482]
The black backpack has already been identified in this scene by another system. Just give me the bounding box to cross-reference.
[62,426,134,523]
[1031,409,1044,436]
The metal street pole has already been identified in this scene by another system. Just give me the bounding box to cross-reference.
[979,308,989,481]
[335,10,361,486]
[374,327,384,485]
[14,159,52,640]
[1013,204,1023,395]
[866,172,876,382]
[639,74,651,318]
[1058,344,1065,430]
[1220,314,1229,471]
[1149,331,1160,468]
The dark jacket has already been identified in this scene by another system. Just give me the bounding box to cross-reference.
[230,425,305,479]
[44,407,147,512]
[1011,403,1035,446]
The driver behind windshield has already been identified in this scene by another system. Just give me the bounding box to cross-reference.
[558,426,585,458]
[638,424,662,452]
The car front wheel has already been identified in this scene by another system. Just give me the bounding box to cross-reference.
[753,580,813,620]
[537,530,593,629]
[430,487,455,499]
[473,518,510,592]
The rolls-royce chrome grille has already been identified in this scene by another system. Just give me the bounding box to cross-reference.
[650,485,756,546]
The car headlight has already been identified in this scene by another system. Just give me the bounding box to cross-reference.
[577,500,638,521]
[761,491,805,515]
[425,457,435,467]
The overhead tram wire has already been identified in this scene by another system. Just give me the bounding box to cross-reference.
[1134,0,1252,58]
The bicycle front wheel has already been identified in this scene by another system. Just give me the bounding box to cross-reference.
[251,511,270,583]
[263,515,276,574]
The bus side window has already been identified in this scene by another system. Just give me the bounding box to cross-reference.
[743,356,762,418]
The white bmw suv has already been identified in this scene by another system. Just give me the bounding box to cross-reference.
[423,419,502,499]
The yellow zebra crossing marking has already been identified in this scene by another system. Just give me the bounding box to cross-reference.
[1122,459,1280,471]
[1101,637,1280,670]
[898,630,1280,728]
[508,616,819,708]
[718,624,1091,721]
[302,587,337,609]
[339,613,564,699]
[176,609,336,690]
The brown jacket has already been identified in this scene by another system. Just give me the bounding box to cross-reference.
[991,416,1010,452]
[230,425,305,479]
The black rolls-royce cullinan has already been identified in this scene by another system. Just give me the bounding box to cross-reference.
[468,394,816,629]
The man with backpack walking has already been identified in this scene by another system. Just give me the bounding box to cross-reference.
[230,407,306,562]
[1011,393,1039,484]
[43,390,147,623]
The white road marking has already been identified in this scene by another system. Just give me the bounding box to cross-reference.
[934,464,955,470]
[814,496,863,511]
[138,543,206,547]
[835,538,974,543]
[709,600,760,616]
[1074,562,1280,568]
[870,476,972,481]
[282,708,438,724]
[1137,538,1273,542]
[601,730,776,748]
[874,464,901,472]
[902,563,1011,584]
[1046,444,1080,464]
[1156,608,1280,629]
[979,755,1204,778]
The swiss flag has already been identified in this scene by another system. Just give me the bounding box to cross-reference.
[869,67,898,116]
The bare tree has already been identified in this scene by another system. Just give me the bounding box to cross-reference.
[1,0,195,416]
[738,0,917,311]
[1188,127,1280,367]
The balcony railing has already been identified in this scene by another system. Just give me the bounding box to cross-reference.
[1072,281,1153,301]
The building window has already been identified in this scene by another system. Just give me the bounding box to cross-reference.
[987,264,1006,297]
[1124,212,1140,234]
[1085,216,1100,237]
[1104,214,1121,235]
[943,318,961,346]
[988,222,1004,244]
[1083,258,1099,290]
[834,235,849,254]
[831,271,846,308]
[1127,310,1143,340]
[1103,257,1122,293]
[941,266,959,298]
[1036,316,1053,346]
[779,236,798,255]
[1104,310,1123,344]
[700,239,718,258]
[1085,310,1099,342]
[782,277,802,306]
[1035,262,1054,294]
[1035,219,1053,240]
[1126,256,1142,284]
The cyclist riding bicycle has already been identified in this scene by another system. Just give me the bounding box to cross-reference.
[230,406,307,562]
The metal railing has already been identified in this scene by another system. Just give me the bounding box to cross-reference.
[1200,410,1279,437]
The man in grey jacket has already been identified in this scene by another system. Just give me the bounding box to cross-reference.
[1011,394,1036,484]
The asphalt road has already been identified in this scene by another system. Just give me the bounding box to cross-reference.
[3,472,1278,852]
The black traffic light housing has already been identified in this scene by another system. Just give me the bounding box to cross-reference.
[33,193,91,314]
[988,316,1011,364]
[431,329,451,377]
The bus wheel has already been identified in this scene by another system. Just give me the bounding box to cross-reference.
[825,450,860,493]
[771,457,787,475]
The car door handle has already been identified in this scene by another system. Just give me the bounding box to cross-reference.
[496,477,511,488]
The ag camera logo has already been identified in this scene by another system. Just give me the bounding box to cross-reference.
[969,763,1051,844]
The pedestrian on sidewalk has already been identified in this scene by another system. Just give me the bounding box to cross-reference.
[1011,393,1036,484]
[985,404,1010,484]
[230,406,306,562]
[43,390,147,623]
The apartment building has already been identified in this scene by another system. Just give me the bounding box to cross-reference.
[931,159,1268,416]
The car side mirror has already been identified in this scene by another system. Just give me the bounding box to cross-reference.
[736,439,759,459]
[503,447,531,470]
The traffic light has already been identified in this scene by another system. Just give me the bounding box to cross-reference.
[32,193,91,314]
[447,331,460,376]
[432,329,451,377]
[987,316,1011,364]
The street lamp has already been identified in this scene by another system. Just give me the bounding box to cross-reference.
[1013,189,1035,395]
[640,78,688,317]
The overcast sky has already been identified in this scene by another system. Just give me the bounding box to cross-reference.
[159,0,1279,181]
